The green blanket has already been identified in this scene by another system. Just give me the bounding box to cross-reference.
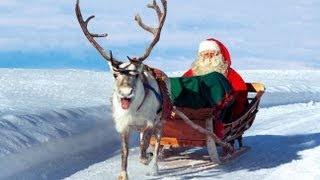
[170,72,234,116]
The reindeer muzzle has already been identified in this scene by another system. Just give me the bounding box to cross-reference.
[121,98,132,109]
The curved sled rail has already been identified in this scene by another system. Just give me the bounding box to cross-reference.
[223,82,265,142]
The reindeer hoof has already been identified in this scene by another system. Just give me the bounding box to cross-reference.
[140,152,153,165]
[118,171,128,180]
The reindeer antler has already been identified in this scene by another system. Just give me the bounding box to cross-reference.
[75,0,167,64]
[75,0,120,66]
[129,0,167,62]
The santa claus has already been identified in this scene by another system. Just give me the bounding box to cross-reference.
[190,40,229,77]
[183,38,248,138]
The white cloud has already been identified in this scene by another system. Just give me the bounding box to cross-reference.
[0,0,320,69]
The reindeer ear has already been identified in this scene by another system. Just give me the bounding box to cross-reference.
[107,62,115,74]
[108,61,121,74]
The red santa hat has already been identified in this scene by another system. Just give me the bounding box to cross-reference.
[198,38,232,66]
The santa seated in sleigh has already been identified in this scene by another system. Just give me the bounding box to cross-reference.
[169,38,248,139]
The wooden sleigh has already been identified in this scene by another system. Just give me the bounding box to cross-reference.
[151,82,265,163]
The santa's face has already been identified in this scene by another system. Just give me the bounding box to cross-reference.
[191,50,228,76]
[199,51,220,66]
[199,50,218,57]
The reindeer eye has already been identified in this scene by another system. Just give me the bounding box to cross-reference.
[113,74,118,78]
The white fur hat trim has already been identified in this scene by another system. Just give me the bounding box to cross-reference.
[198,40,220,53]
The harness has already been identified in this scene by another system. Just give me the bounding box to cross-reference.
[137,65,172,120]
[143,83,163,103]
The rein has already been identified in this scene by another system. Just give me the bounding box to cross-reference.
[143,83,163,103]
[144,65,172,119]
[136,71,163,114]
[137,73,150,111]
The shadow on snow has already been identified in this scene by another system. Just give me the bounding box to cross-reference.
[153,133,320,179]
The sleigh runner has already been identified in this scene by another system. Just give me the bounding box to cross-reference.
[151,82,265,163]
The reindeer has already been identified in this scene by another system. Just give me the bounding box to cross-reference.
[75,0,168,179]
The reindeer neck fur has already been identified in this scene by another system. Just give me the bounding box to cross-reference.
[110,62,163,133]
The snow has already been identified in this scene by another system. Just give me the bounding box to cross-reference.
[0,69,320,180]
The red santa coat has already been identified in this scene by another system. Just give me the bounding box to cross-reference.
[183,38,248,120]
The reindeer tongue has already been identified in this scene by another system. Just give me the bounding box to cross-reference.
[121,98,131,109]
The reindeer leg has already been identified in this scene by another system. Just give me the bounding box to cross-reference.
[148,124,163,176]
[118,128,130,180]
[140,128,153,165]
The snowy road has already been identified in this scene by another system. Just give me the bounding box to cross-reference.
[0,69,320,180]
[66,102,320,180]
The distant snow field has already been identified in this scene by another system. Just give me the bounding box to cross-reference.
[0,69,320,180]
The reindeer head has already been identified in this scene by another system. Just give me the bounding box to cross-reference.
[110,60,144,109]
[75,0,167,110]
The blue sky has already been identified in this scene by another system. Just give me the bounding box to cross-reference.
[1,0,320,71]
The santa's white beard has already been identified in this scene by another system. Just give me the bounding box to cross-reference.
[191,53,228,76]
